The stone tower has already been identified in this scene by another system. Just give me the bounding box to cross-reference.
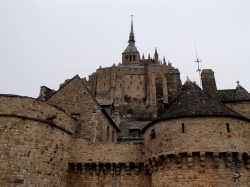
[122,16,141,66]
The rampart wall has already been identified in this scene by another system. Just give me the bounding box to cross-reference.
[68,139,151,186]
[146,151,250,187]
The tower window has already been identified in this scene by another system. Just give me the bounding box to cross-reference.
[182,123,185,133]
[107,126,110,140]
[112,131,115,142]
[130,55,131,61]
[226,123,230,133]
[126,56,128,60]
[133,55,136,61]
[150,129,156,139]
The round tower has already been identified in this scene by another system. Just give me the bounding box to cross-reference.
[0,95,75,186]
[142,78,250,186]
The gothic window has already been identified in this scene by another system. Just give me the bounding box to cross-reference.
[133,55,136,61]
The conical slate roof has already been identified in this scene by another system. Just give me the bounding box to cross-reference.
[123,41,139,53]
[142,78,249,133]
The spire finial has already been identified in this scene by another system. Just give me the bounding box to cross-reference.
[128,15,135,43]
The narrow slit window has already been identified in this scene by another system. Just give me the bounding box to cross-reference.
[226,123,230,133]
[112,131,114,142]
[107,126,110,140]
[150,129,156,139]
[182,123,185,133]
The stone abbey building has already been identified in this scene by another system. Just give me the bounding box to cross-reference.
[1,18,250,187]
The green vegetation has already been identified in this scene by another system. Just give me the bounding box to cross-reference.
[124,95,132,103]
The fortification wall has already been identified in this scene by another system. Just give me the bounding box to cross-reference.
[144,117,250,159]
[225,101,250,119]
[0,95,75,186]
[146,151,250,187]
[69,140,145,163]
[68,139,150,186]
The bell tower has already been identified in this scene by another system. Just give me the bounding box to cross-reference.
[122,16,140,66]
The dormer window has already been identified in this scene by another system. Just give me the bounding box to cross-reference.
[129,128,139,138]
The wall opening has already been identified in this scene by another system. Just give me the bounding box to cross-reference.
[107,126,110,140]
[182,123,185,133]
[150,129,156,139]
[226,123,230,133]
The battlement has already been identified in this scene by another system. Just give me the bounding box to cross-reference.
[145,151,250,173]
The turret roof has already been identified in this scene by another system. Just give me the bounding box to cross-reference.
[122,16,139,54]
[142,77,250,133]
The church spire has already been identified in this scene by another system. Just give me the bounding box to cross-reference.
[129,15,135,42]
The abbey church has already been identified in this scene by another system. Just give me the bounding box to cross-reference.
[1,18,250,187]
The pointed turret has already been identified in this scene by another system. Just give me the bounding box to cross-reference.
[163,56,166,65]
[154,47,158,64]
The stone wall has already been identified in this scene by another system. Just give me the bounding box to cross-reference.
[147,152,250,187]
[0,95,75,186]
[144,117,250,159]
[69,140,145,163]
[47,77,118,142]
[68,139,150,186]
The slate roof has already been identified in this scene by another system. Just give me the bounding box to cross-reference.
[118,121,150,142]
[218,84,250,103]
[142,78,250,133]
[123,41,139,54]
[98,100,114,106]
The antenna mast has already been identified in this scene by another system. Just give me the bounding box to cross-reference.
[194,41,202,87]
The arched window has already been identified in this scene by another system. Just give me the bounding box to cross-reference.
[133,55,136,61]
[130,55,131,61]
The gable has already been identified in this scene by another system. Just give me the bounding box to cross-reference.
[47,75,101,114]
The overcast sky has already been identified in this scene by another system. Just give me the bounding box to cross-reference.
[0,0,250,98]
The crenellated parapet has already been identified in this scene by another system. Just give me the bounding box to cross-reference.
[144,151,250,186]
